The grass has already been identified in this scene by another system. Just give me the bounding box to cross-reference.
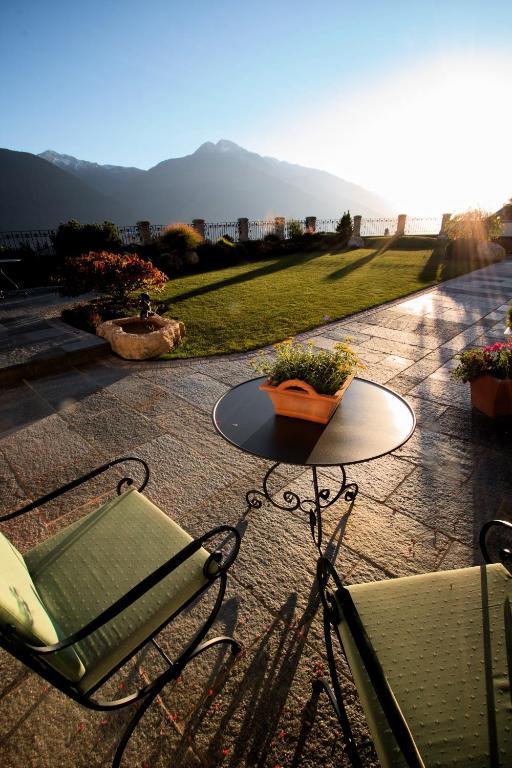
[149,235,503,359]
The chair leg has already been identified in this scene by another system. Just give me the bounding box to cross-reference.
[318,612,363,768]
[111,635,241,768]
[183,634,241,664]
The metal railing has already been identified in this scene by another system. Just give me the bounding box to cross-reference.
[204,221,239,242]
[0,215,444,256]
[404,216,442,235]
[0,229,56,252]
[360,217,398,236]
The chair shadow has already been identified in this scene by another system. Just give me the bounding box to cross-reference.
[161,498,356,768]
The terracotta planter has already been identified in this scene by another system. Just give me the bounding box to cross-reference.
[259,375,354,424]
[470,375,512,418]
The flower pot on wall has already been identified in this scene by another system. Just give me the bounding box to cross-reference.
[470,376,512,418]
[259,375,354,425]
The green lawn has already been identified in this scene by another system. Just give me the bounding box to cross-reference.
[153,236,499,358]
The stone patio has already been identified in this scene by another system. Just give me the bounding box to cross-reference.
[0,259,511,767]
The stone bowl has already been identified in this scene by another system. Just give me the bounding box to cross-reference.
[97,315,185,360]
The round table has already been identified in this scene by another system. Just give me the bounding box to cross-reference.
[213,376,416,551]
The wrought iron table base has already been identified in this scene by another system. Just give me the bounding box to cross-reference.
[246,462,358,552]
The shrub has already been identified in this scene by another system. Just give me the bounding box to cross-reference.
[52,220,121,259]
[452,342,512,382]
[445,209,502,242]
[158,223,203,253]
[287,219,303,238]
[61,251,168,300]
[60,301,105,334]
[251,338,362,396]
[336,211,353,245]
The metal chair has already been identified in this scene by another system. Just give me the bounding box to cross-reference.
[316,520,512,767]
[0,457,242,767]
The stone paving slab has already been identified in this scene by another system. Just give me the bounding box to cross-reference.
[0,291,109,383]
[0,258,511,767]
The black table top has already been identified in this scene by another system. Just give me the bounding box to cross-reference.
[212,376,416,467]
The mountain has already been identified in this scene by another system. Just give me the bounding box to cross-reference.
[0,149,136,229]
[0,141,394,230]
[38,150,145,202]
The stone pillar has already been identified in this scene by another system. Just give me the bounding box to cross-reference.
[396,214,407,236]
[192,218,205,240]
[136,220,152,246]
[305,216,316,233]
[275,216,285,240]
[348,214,364,248]
[238,217,249,241]
[438,213,451,238]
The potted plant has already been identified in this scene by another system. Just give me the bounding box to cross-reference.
[452,342,512,418]
[252,339,362,424]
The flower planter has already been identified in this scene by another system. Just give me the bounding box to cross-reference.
[97,315,185,360]
[470,375,512,418]
[259,375,354,424]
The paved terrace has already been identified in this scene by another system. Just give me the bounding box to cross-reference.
[0,259,511,768]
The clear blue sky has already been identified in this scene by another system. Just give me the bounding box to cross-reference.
[1,0,511,210]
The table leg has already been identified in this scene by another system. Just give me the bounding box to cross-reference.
[246,463,358,552]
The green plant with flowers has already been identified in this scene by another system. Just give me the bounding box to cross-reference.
[252,338,363,396]
[452,342,512,382]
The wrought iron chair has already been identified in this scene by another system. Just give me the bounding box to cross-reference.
[316,520,512,767]
[0,457,242,767]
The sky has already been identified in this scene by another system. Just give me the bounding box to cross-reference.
[1,0,511,213]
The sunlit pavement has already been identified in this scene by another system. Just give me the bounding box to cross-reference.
[1,258,511,768]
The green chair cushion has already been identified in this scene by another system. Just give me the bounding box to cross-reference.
[337,564,512,768]
[25,489,213,693]
[0,532,85,682]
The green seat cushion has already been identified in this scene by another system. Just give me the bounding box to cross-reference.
[0,532,85,682]
[337,564,512,768]
[24,489,213,693]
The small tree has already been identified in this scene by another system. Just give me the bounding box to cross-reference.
[445,209,502,242]
[287,219,303,238]
[62,251,168,300]
[336,211,353,244]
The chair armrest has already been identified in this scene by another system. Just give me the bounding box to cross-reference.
[317,557,425,768]
[479,519,512,569]
[19,525,240,655]
[0,457,150,522]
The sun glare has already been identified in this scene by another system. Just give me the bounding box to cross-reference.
[261,52,512,214]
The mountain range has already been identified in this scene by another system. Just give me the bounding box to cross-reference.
[0,140,394,230]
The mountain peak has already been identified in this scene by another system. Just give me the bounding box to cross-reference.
[195,139,244,155]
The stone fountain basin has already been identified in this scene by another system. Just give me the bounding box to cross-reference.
[97,315,185,360]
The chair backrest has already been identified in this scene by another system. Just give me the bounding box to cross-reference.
[0,532,85,682]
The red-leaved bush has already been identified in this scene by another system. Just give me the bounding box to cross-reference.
[62,251,168,299]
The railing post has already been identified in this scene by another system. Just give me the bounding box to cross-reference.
[438,213,451,238]
[396,214,407,236]
[136,220,152,246]
[192,219,205,240]
[275,216,285,240]
[238,217,249,242]
[348,214,364,247]
[305,216,316,233]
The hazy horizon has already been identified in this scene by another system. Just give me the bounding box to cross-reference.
[1,0,511,215]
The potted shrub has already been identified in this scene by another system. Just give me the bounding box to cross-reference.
[252,339,362,424]
[452,342,512,418]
